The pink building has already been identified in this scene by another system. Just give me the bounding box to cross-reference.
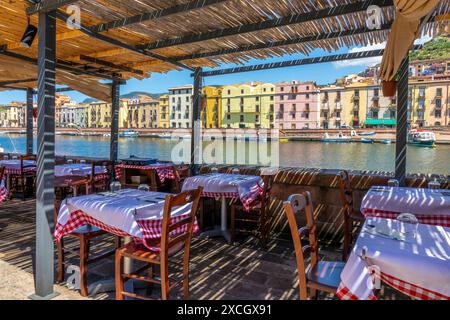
[275,81,320,130]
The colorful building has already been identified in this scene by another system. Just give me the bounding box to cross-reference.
[408,76,450,127]
[158,94,170,128]
[0,102,25,128]
[168,85,193,129]
[342,80,370,128]
[201,86,222,129]
[221,82,276,129]
[275,81,320,130]
[125,97,159,128]
[319,85,345,129]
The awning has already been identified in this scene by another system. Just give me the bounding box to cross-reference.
[365,119,397,125]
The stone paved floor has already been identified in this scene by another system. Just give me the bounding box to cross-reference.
[0,199,404,300]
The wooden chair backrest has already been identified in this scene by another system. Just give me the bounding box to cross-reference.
[338,170,353,212]
[259,174,274,209]
[160,187,202,259]
[283,192,318,299]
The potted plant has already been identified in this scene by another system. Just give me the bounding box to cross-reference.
[381,70,400,97]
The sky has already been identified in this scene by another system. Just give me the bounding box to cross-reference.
[0,36,432,104]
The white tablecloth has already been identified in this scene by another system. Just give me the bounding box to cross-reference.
[55,164,106,177]
[337,218,450,300]
[181,173,263,210]
[55,189,191,240]
[361,186,450,227]
[0,160,36,173]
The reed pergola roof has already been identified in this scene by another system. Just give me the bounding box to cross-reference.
[0,0,449,101]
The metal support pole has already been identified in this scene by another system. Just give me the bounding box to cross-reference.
[191,68,202,173]
[110,80,120,178]
[395,56,409,187]
[31,10,58,300]
[26,88,34,155]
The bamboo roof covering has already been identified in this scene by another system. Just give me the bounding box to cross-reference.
[0,0,449,101]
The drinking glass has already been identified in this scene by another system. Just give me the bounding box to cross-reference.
[232,168,240,174]
[67,159,74,164]
[387,179,399,187]
[428,178,440,190]
[12,155,18,160]
[80,159,86,164]
[109,180,122,192]
[396,213,419,239]
[211,167,218,173]
[138,184,150,192]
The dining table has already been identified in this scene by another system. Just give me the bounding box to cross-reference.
[0,159,36,202]
[55,188,196,296]
[114,163,178,184]
[361,186,450,227]
[337,217,450,300]
[55,163,106,177]
[181,173,264,243]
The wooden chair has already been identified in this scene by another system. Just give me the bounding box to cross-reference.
[55,197,121,297]
[115,187,202,300]
[283,192,345,300]
[9,154,37,200]
[230,174,274,247]
[338,170,365,261]
[88,160,114,193]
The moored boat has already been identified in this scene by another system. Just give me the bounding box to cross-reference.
[360,138,374,144]
[119,129,139,138]
[407,129,436,148]
[359,131,376,136]
[380,139,392,144]
[321,132,352,143]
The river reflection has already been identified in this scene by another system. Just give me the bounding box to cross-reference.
[0,134,448,174]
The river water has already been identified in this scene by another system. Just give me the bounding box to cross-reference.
[0,134,448,175]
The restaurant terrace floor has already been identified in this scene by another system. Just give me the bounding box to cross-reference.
[0,196,407,300]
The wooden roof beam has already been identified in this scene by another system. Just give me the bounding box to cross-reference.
[79,55,144,76]
[197,46,424,77]
[26,0,80,15]
[90,0,228,33]
[55,10,195,72]
[0,45,118,80]
[0,78,36,86]
[175,23,394,61]
[138,0,394,51]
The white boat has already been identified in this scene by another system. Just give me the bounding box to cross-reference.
[407,129,436,148]
[119,129,139,138]
[158,133,172,139]
[321,132,352,143]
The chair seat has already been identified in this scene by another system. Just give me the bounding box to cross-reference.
[307,261,345,291]
[118,241,184,263]
[73,225,104,234]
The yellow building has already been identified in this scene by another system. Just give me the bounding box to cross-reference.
[221,82,276,129]
[343,82,370,128]
[87,99,128,128]
[158,94,170,128]
[201,86,222,128]
[409,76,450,127]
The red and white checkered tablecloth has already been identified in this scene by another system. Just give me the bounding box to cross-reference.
[181,173,264,211]
[337,218,450,300]
[361,186,450,227]
[0,180,7,203]
[54,189,197,251]
[0,160,36,175]
[115,163,178,184]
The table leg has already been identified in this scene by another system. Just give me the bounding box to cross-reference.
[199,196,231,243]
[123,236,134,299]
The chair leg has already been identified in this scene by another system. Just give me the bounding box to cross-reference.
[342,212,351,261]
[79,237,89,297]
[146,263,154,296]
[115,251,124,300]
[57,238,65,283]
[160,260,170,300]
[230,205,236,244]
[182,244,191,300]
[21,177,25,201]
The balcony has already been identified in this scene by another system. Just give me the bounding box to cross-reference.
[322,103,329,110]
[353,105,359,111]
[372,95,380,101]
[352,94,360,101]
[335,103,342,110]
